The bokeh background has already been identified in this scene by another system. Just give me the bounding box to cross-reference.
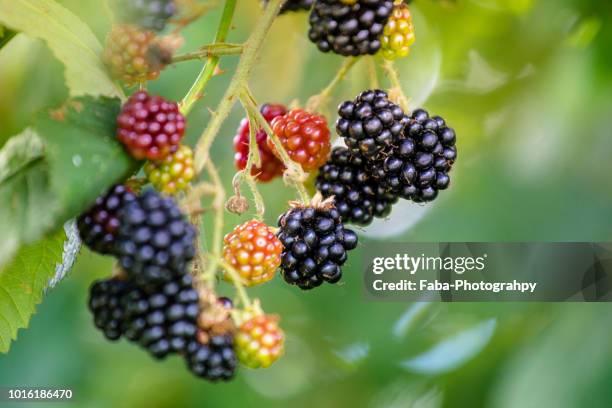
[2,0,612,407]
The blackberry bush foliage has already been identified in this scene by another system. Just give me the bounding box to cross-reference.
[4,0,459,385]
[115,190,196,286]
[277,194,359,290]
[308,0,394,56]
[316,147,397,225]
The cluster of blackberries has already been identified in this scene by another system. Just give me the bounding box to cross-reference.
[316,89,458,224]
[111,0,176,32]
[277,202,358,290]
[80,188,236,381]
[308,0,394,56]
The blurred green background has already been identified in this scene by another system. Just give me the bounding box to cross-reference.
[2,0,612,407]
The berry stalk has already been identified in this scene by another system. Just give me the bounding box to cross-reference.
[180,0,238,116]
[172,43,244,62]
[382,59,410,112]
[193,0,284,172]
[306,57,359,113]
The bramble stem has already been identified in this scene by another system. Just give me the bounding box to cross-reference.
[367,56,380,89]
[306,57,359,112]
[180,0,238,116]
[172,43,244,62]
[381,59,410,112]
[203,160,226,284]
[218,258,252,308]
[193,0,284,173]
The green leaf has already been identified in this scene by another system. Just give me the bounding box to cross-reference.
[0,25,16,49]
[0,229,65,353]
[0,0,122,98]
[0,96,140,266]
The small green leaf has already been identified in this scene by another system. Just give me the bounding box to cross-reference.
[0,96,140,266]
[0,0,122,98]
[0,229,65,353]
[0,25,16,49]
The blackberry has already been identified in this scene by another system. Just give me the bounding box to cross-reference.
[185,334,237,381]
[308,0,394,56]
[115,190,196,286]
[316,147,397,225]
[112,0,176,32]
[263,0,314,13]
[121,273,200,359]
[88,278,132,341]
[277,196,359,290]
[372,109,457,202]
[78,185,136,255]
[336,89,409,160]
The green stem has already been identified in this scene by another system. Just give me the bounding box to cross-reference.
[203,160,226,285]
[367,56,380,89]
[218,258,252,308]
[180,0,238,116]
[193,0,284,173]
[172,43,244,62]
[306,57,359,112]
[382,59,410,112]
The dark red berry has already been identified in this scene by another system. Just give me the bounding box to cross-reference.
[234,104,286,182]
[117,91,186,161]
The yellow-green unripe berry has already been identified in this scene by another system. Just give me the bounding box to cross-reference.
[144,145,194,194]
[235,314,284,369]
[381,3,416,60]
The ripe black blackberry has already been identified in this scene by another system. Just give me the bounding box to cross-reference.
[78,185,136,255]
[264,0,314,13]
[372,109,457,202]
[308,0,394,56]
[88,278,133,341]
[316,147,397,225]
[121,273,200,359]
[115,190,196,286]
[112,0,176,32]
[185,334,237,381]
[336,89,409,160]
[277,197,359,290]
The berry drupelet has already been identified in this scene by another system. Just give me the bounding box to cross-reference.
[336,89,409,160]
[316,147,397,225]
[115,190,196,286]
[78,184,136,255]
[121,273,200,359]
[268,108,331,172]
[88,277,133,340]
[372,109,457,202]
[111,0,176,32]
[277,195,358,290]
[185,333,237,381]
[234,103,287,182]
[308,0,394,56]
[117,91,186,161]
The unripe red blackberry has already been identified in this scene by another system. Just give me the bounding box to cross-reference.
[268,109,331,172]
[316,147,397,225]
[336,89,409,160]
[263,0,314,13]
[117,91,186,161]
[88,277,133,340]
[78,185,136,255]
[308,0,394,56]
[111,0,176,32]
[234,104,286,182]
[103,24,165,86]
[371,109,457,202]
[115,190,196,286]
[185,334,237,381]
[381,2,416,60]
[121,273,200,359]
[144,145,194,194]
[235,314,284,369]
[223,220,283,287]
[277,195,358,290]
